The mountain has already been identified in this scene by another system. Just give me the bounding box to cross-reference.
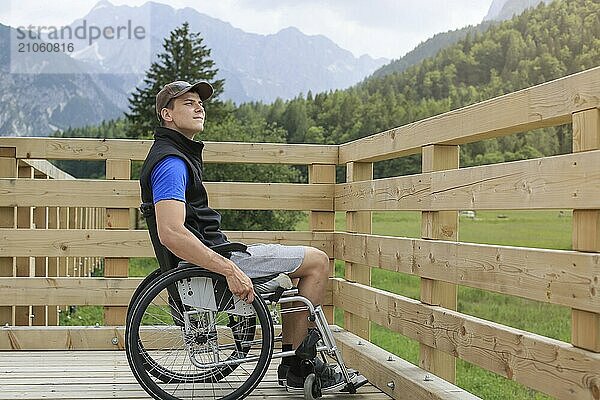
[0,23,125,136]
[0,1,388,136]
[56,1,388,104]
[484,0,555,21]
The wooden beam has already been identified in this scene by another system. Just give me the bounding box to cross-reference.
[345,162,373,340]
[334,329,480,400]
[0,277,142,306]
[335,149,600,211]
[0,137,338,164]
[104,159,130,326]
[0,179,334,210]
[20,159,75,180]
[0,276,333,308]
[573,108,600,152]
[572,108,600,353]
[339,67,600,163]
[0,230,333,257]
[0,326,130,350]
[47,205,59,326]
[309,163,336,322]
[334,232,600,313]
[15,164,34,326]
[33,194,48,327]
[420,145,458,383]
[332,278,600,400]
[0,325,275,351]
[0,150,17,326]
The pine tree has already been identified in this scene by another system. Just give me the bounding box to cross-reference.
[125,22,225,139]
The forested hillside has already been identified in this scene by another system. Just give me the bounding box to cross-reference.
[371,21,494,79]
[250,0,598,177]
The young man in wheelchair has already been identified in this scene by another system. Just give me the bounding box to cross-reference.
[138,80,347,391]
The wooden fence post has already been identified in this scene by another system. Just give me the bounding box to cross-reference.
[419,144,459,383]
[47,200,59,326]
[0,147,17,326]
[32,170,49,326]
[104,159,131,326]
[309,163,336,322]
[67,207,76,278]
[15,163,34,326]
[344,162,373,340]
[572,108,600,352]
[58,207,69,323]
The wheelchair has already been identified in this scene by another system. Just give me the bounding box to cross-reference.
[124,243,368,400]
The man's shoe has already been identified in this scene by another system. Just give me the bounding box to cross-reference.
[277,363,289,386]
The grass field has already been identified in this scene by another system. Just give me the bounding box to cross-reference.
[297,210,573,400]
[62,209,574,399]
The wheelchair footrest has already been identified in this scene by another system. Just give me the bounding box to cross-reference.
[340,374,368,393]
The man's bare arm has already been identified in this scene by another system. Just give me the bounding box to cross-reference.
[154,199,254,303]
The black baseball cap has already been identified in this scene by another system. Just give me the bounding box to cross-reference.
[155,80,213,121]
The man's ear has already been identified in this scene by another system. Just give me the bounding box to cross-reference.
[160,108,173,123]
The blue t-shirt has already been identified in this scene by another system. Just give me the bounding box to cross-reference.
[150,156,189,204]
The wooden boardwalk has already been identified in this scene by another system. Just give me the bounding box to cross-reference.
[0,351,390,399]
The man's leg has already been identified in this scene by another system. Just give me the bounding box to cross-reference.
[280,246,347,389]
[280,278,299,350]
[285,246,330,348]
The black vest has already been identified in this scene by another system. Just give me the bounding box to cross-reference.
[139,127,229,272]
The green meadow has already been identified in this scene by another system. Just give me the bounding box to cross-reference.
[64,210,573,399]
[297,210,573,400]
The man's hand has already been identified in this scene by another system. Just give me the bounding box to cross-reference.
[224,260,255,304]
[155,199,255,303]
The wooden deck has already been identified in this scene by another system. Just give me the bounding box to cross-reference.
[0,351,390,399]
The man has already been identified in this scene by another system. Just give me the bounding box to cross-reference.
[138,80,344,391]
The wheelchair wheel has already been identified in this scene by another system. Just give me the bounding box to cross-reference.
[127,268,193,384]
[126,265,273,400]
[127,268,162,326]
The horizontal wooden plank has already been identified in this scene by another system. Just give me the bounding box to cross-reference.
[334,329,479,400]
[339,67,600,163]
[0,229,152,258]
[335,150,600,211]
[332,278,600,400]
[0,230,333,257]
[334,233,600,313]
[1,326,125,350]
[0,137,338,164]
[0,326,273,351]
[0,277,334,308]
[0,179,333,210]
[0,278,142,306]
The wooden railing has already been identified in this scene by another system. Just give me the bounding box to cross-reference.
[0,158,103,327]
[1,66,599,399]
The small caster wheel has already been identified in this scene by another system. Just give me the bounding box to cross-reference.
[304,373,322,399]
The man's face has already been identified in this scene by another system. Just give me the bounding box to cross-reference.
[161,91,205,136]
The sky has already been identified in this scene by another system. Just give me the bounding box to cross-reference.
[0,0,493,60]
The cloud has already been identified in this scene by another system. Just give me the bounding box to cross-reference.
[0,0,492,59]
[181,0,490,58]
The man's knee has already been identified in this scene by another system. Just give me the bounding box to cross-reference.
[306,247,329,275]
